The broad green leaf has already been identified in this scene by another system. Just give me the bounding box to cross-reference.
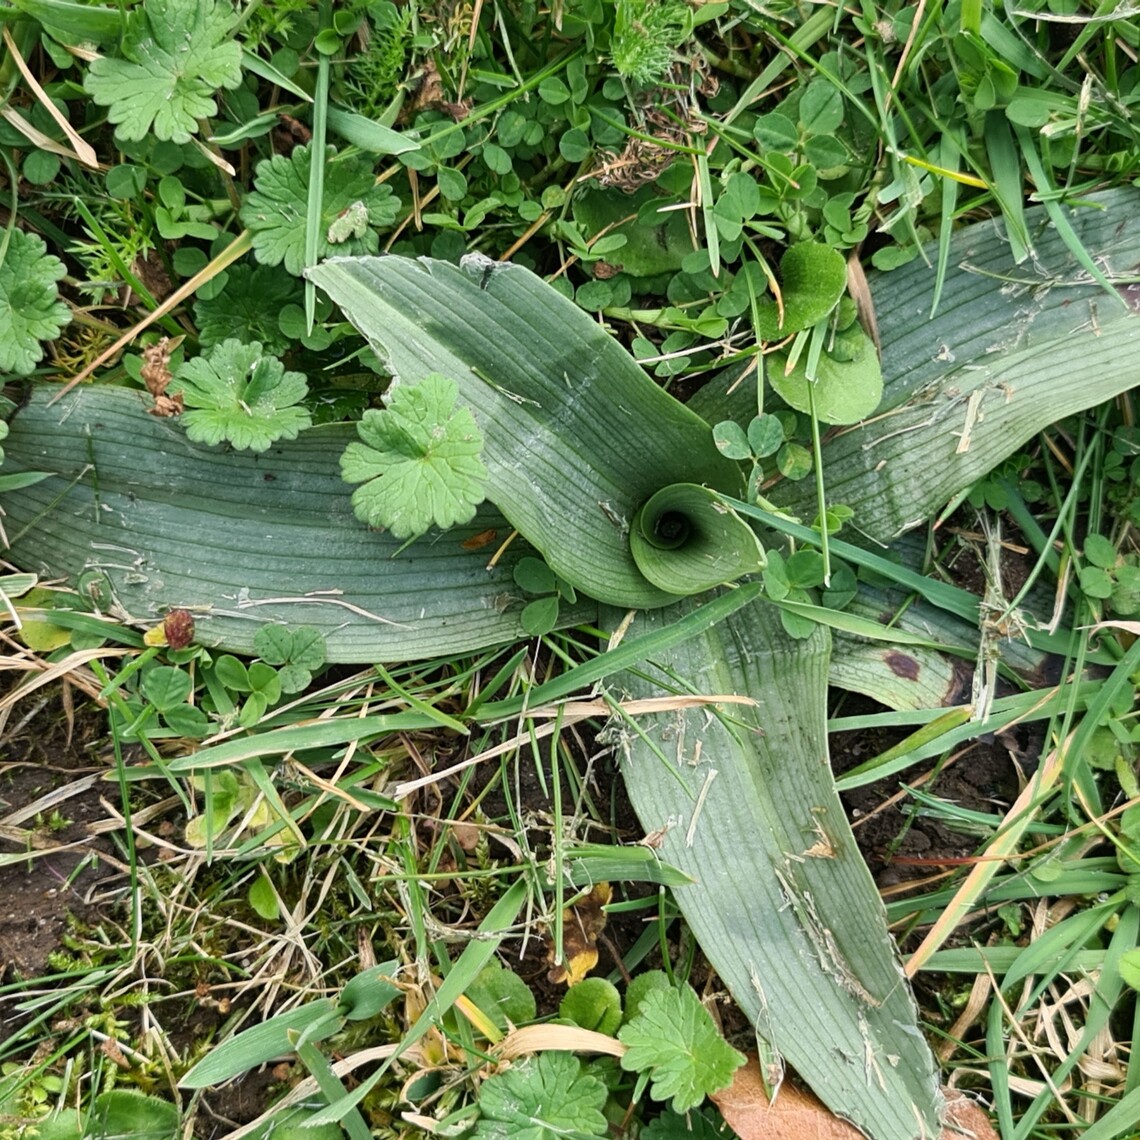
[1085,533,1118,569]
[572,185,693,277]
[341,374,488,539]
[473,1052,609,1140]
[194,264,304,353]
[604,596,941,1138]
[772,187,1140,539]
[84,0,242,143]
[142,665,192,712]
[84,1091,179,1140]
[520,595,560,635]
[712,420,750,460]
[465,962,537,1031]
[559,977,621,1034]
[752,243,847,339]
[618,985,745,1113]
[6,192,1139,660]
[247,872,279,920]
[308,254,743,608]
[0,387,585,662]
[768,324,883,425]
[0,228,70,376]
[513,555,557,595]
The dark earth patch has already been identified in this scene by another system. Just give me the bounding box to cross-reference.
[0,691,116,993]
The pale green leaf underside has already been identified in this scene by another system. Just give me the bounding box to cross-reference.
[4,192,1140,657]
[84,0,242,142]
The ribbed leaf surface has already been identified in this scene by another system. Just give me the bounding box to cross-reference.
[1,386,582,661]
[773,188,1140,539]
[308,254,743,608]
[607,597,941,1138]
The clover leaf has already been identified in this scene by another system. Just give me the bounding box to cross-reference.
[84,0,243,144]
[171,339,312,452]
[252,625,327,694]
[0,229,70,376]
[618,984,746,1113]
[340,374,488,540]
[473,1052,609,1140]
[752,242,847,340]
[240,144,401,276]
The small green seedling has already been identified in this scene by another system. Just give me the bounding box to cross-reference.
[512,555,578,635]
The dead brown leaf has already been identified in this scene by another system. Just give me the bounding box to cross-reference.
[711,1056,998,1140]
[140,335,185,416]
[546,882,611,986]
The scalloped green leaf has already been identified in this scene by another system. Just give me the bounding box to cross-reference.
[83,0,242,143]
[341,373,488,540]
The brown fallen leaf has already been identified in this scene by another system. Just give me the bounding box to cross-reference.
[711,1055,998,1140]
[140,335,185,417]
[546,882,611,985]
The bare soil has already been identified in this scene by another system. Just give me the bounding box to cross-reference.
[0,692,117,992]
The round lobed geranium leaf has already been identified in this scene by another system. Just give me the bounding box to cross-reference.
[83,0,242,143]
[171,339,312,452]
[240,144,401,276]
[0,229,70,376]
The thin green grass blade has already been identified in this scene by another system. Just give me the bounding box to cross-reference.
[834,680,1099,790]
[1011,905,1139,1139]
[475,581,765,720]
[293,1038,372,1140]
[930,133,962,316]
[1015,124,1117,296]
[983,110,1031,262]
[304,0,331,332]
